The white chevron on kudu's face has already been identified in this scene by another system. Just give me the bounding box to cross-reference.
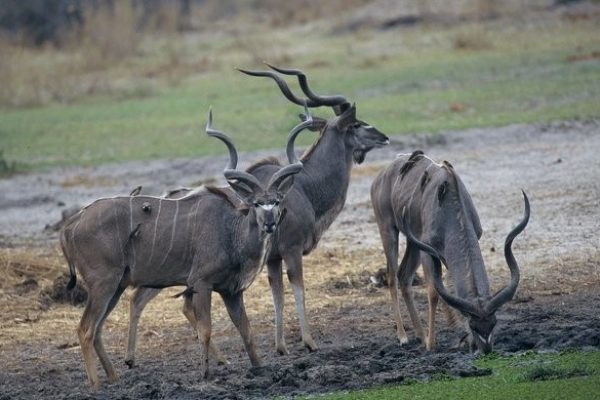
[60,108,308,388]
[237,64,389,354]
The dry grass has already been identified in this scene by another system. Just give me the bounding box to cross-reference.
[452,25,495,51]
[0,0,568,108]
[351,163,385,178]
[59,174,119,189]
[64,2,146,69]
[0,2,199,107]
[0,241,389,350]
[1,227,598,362]
[0,247,65,344]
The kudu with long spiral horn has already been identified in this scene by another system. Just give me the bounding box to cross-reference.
[371,150,530,353]
[60,108,309,388]
[237,64,389,353]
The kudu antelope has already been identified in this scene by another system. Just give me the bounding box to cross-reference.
[124,186,230,368]
[60,109,309,388]
[237,64,389,353]
[370,151,530,353]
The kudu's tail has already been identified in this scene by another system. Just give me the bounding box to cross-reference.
[66,260,77,291]
[59,229,77,291]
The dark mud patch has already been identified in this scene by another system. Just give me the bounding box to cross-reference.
[1,289,598,399]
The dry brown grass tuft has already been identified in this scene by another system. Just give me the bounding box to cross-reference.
[453,27,494,51]
[0,247,66,344]
[0,2,199,107]
[59,174,119,188]
[68,2,143,67]
[351,163,384,178]
[0,239,392,354]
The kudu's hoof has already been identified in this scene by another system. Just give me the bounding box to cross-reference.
[304,340,319,352]
[249,365,272,377]
[398,336,410,345]
[276,345,289,356]
[216,358,230,366]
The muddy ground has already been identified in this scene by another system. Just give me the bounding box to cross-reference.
[0,119,599,399]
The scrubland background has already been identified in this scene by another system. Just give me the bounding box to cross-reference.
[0,1,599,399]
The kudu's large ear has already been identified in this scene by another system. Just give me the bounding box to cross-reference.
[335,103,357,130]
[299,114,327,132]
[227,180,255,204]
[276,175,295,197]
[333,102,352,116]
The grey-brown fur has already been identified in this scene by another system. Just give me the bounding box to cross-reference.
[124,183,246,368]
[238,64,389,353]
[370,150,530,353]
[60,110,308,388]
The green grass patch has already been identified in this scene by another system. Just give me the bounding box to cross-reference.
[310,350,600,400]
[0,16,599,169]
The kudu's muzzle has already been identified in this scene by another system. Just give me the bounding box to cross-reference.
[471,331,494,354]
[262,209,278,234]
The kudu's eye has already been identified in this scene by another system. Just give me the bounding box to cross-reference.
[274,200,280,206]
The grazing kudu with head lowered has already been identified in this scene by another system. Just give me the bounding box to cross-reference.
[370,150,530,353]
[237,65,389,353]
[60,109,309,388]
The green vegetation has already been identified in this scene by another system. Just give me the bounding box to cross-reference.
[0,10,598,170]
[311,350,600,400]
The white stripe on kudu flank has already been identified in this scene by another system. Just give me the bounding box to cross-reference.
[114,207,125,267]
[159,200,179,268]
[148,199,163,265]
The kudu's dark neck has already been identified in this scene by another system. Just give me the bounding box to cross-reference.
[231,208,265,259]
[299,128,353,218]
[442,221,490,301]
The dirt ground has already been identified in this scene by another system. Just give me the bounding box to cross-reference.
[0,119,599,399]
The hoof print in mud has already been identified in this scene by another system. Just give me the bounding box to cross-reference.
[247,365,273,378]
[306,365,358,386]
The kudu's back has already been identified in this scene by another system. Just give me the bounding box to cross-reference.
[371,150,482,243]
[60,192,235,289]
[371,150,529,354]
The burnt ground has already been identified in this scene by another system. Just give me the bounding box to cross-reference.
[0,119,599,399]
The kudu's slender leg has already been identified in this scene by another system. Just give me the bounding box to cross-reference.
[125,287,161,368]
[378,224,409,344]
[283,251,318,352]
[398,243,426,344]
[192,288,212,379]
[220,292,261,368]
[182,294,227,365]
[76,273,123,389]
[421,254,440,351]
[94,280,127,382]
[267,258,288,355]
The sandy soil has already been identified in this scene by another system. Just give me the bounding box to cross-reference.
[0,119,599,399]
